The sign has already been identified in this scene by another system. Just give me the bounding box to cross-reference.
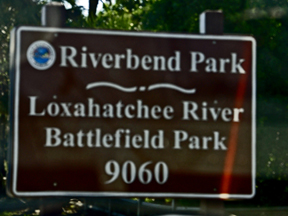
[8,26,256,198]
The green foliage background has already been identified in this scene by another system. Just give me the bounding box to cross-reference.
[1,0,288,208]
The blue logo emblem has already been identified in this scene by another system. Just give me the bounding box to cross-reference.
[27,41,56,70]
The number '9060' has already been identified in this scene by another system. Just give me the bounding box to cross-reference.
[104,160,169,185]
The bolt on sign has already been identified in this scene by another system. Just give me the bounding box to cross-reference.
[8,26,256,198]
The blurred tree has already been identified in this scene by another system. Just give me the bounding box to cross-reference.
[88,0,154,30]
[89,0,98,20]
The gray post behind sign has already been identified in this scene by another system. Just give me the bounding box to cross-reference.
[200,10,223,35]
[41,1,66,27]
[40,2,67,215]
[199,10,225,216]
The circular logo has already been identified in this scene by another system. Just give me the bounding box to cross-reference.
[27,40,56,70]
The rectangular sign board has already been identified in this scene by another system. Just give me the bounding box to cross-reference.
[8,26,256,198]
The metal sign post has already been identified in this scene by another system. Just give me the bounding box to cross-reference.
[199,10,225,216]
[41,2,66,27]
